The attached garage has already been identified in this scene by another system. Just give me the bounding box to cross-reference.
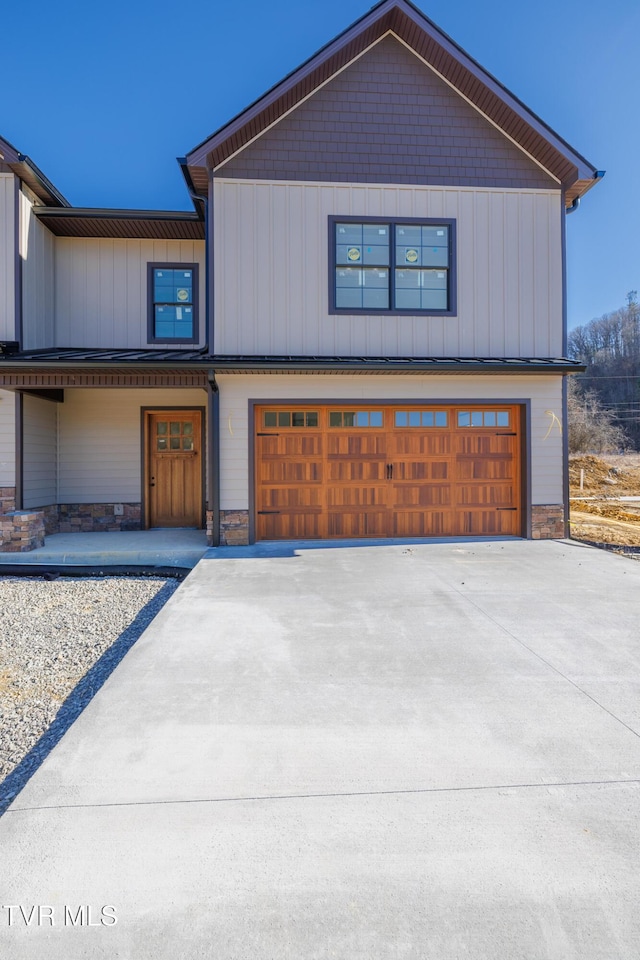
[255,403,523,540]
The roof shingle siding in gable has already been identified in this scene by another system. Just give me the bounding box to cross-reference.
[217,36,557,189]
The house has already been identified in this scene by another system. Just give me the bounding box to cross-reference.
[0,0,601,552]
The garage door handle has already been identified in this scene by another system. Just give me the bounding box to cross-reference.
[496,507,517,511]
[386,463,393,479]
[258,511,280,515]
[496,432,517,436]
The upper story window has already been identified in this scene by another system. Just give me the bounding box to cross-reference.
[329,217,456,316]
[147,264,199,343]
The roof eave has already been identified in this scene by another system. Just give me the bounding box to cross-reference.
[0,134,20,165]
[177,158,207,217]
[12,155,70,207]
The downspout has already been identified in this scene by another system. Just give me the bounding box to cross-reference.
[561,188,570,537]
[177,159,212,350]
[179,159,219,542]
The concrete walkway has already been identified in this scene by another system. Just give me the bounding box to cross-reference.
[1,539,639,958]
[0,528,209,569]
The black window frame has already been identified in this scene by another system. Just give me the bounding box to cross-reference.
[147,262,199,345]
[328,216,457,317]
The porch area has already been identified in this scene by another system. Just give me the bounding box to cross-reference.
[0,527,209,569]
[0,376,222,553]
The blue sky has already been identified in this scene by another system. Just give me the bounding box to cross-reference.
[2,0,638,331]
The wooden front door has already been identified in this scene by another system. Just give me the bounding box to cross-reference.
[255,404,522,540]
[146,410,203,527]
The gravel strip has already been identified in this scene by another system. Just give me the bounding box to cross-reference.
[0,576,178,809]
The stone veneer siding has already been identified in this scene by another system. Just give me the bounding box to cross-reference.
[206,510,215,547]
[218,508,567,545]
[531,505,565,539]
[0,511,45,552]
[0,486,16,516]
[42,504,60,536]
[55,503,142,533]
[219,510,250,546]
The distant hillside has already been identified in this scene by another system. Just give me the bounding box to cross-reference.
[568,292,640,450]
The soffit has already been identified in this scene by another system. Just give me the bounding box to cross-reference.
[34,208,205,240]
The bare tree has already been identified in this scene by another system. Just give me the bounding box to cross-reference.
[567,377,628,454]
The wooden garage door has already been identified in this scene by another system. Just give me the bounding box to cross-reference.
[255,405,522,540]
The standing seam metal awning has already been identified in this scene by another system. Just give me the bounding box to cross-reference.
[0,352,585,387]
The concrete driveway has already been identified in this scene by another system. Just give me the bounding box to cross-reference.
[1,539,639,959]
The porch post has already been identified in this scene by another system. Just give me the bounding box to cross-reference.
[14,391,23,510]
[206,372,220,546]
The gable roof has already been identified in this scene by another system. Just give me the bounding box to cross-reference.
[185,0,601,206]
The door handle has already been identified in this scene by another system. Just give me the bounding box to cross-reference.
[386,463,394,479]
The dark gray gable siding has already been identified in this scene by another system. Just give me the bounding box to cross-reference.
[218,36,557,189]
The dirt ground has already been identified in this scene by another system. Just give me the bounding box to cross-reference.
[569,453,640,547]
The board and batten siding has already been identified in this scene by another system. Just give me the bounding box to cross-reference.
[0,173,15,341]
[20,188,56,350]
[0,389,15,486]
[54,239,206,349]
[22,394,57,508]
[57,388,207,502]
[214,179,563,359]
[216,373,564,511]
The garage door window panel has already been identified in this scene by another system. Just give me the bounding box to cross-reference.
[329,411,383,428]
[262,411,319,428]
[458,410,511,428]
[395,410,448,427]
